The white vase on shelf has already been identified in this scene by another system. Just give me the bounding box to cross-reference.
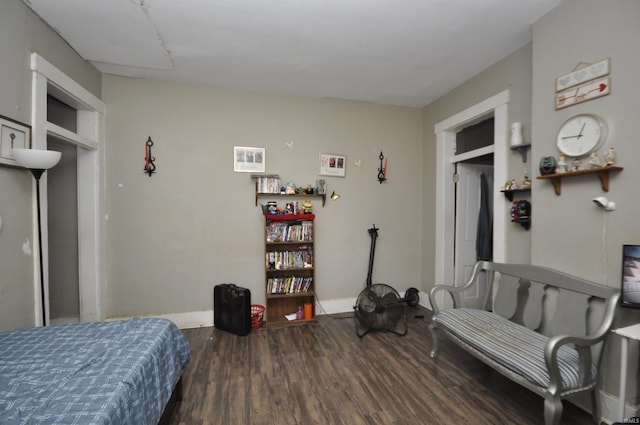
[510,122,524,147]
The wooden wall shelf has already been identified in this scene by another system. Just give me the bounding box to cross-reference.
[512,218,531,230]
[253,175,326,207]
[256,192,326,207]
[501,188,531,201]
[536,166,622,196]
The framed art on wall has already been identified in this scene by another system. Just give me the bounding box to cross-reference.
[234,146,265,173]
[319,153,346,177]
[0,115,31,167]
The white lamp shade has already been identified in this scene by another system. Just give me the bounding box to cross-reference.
[12,148,61,170]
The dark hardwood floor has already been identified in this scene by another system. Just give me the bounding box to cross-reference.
[168,307,597,425]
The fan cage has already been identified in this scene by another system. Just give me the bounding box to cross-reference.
[354,284,407,335]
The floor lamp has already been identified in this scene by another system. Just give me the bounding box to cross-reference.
[12,148,62,326]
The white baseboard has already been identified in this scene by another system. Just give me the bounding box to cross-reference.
[107,293,431,330]
[149,298,359,329]
[107,310,214,329]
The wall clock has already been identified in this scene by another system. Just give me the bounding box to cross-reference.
[556,113,607,157]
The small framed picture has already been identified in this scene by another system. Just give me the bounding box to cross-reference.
[0,115,31,167]
[234,146,265,173]
[319,153,346,177]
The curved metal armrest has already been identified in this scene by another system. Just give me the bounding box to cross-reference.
[429,284,465,314]
[544,332,607,395]
[544,291,619,395]
[429,261,490,314]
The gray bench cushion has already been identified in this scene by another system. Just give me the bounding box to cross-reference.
[434,308,596,391]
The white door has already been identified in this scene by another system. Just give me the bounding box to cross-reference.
[454,163,493,308]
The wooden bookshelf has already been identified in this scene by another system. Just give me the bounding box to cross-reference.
[264,214,316,327]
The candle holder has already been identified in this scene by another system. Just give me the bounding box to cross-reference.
[144,136,156,177]
[377,151,387,183]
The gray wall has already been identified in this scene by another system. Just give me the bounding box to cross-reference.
[0,0,101,331]
[531,0,640,413]
[102,76,423,318]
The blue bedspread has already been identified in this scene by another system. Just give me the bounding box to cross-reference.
[0,318,190,425]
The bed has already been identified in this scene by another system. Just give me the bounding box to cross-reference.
[0,318,190,425]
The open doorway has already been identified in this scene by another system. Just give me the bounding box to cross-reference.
[30,53,105,325]
[433,90,509,310]
[47,96,80,324]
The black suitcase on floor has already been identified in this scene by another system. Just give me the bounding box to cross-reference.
[214,283,251,336]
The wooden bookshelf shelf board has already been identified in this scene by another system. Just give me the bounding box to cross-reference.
[536,166,622,195]
[265,317,316,327]
[264,214,315,221]
[266,291,316,300]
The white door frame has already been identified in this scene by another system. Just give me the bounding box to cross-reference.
[433,90,509,307]
[30,53,105,325]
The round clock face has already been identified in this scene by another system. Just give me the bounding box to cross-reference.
[556,114,606,157]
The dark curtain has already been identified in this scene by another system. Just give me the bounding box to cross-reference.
[476,172,492,261]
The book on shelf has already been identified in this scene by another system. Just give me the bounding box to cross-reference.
[267,276,313,294]
[266,247,313,270]
[256,176,282,194]
[265,221,313,242]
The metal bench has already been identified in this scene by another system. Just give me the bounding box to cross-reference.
[429,261,620,425]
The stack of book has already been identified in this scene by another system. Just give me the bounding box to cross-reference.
[256,175,281,194]
[267,277,313,294]
[266,221,313,242]
[266,248,313,270]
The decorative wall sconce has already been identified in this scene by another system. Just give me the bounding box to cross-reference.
[377,151,387,183]
[144,136,156,177]
[331,191,340,201]
[593,196,616,211]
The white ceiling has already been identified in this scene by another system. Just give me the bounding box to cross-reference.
[23,0,562,107]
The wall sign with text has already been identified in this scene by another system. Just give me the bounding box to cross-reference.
[554,58,610,110]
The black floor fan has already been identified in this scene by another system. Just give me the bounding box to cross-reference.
[353,225,420,337]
